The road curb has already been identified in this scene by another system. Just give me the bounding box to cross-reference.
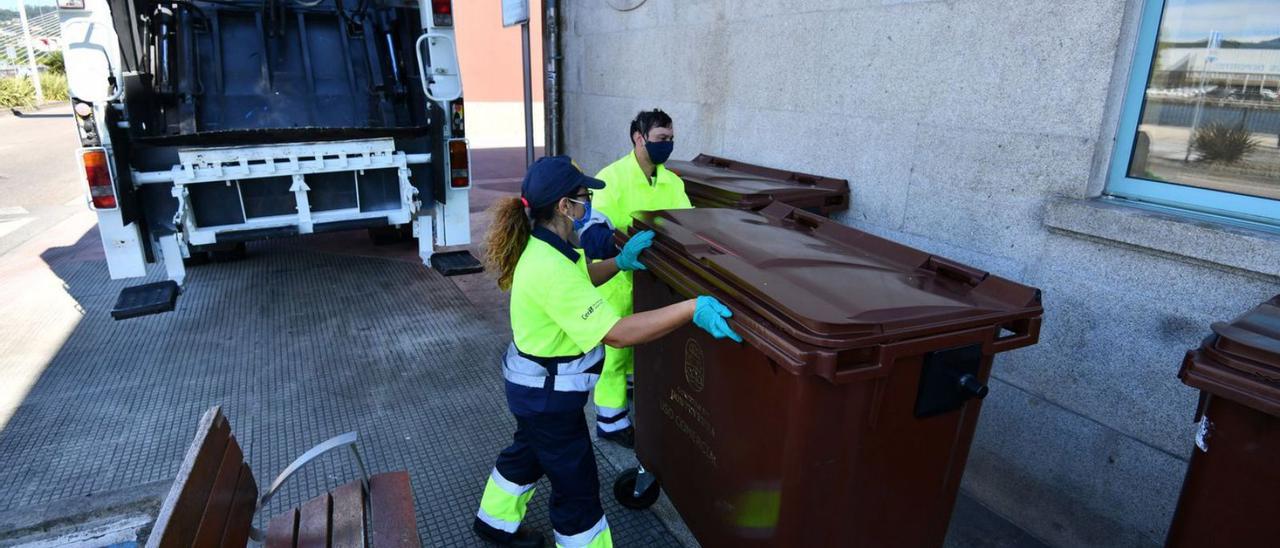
[0,479,170,544]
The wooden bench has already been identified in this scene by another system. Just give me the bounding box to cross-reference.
[146,406,421,547]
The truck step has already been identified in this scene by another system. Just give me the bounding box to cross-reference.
[432,251,483,277]
[111,281,181,320]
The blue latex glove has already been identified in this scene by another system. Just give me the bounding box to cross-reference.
[616,230,655,271]
[694,296,744,343]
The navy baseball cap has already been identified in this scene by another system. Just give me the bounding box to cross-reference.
[520,156,605,209]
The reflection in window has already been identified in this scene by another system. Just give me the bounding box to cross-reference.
[1128,0,1280,200]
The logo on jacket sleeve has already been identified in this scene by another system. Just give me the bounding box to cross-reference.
[582,299,605,320]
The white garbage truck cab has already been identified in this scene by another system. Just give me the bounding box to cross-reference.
[56,0,476,318]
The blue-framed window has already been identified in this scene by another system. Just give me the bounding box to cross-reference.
[1108,0,1280,229]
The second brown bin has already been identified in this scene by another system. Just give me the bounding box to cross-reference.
[665,154,850,216]
[617,203,1043,547]
[1166,296,1280,547]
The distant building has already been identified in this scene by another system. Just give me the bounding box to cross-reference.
[1157,47,1280,89]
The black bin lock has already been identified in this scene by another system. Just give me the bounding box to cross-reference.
[914,344,988,418]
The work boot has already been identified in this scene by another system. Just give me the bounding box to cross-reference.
[473,519,546,547]
[598,426,635,449]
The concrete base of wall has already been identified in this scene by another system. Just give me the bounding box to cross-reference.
[464,101,547,150]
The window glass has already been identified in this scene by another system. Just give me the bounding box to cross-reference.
[1127,0,1280,201]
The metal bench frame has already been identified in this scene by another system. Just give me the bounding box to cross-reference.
[248,431,371,541]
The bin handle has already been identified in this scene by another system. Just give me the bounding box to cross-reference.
[1211,322,1280,356]
[832,323,1031,384]
[780,206,823,231]
[708,156,733,169]
[990,317,1041,353]
[924,256,988,286]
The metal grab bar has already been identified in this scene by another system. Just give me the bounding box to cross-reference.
[247,431,370,542]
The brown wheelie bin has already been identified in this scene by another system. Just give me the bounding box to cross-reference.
[612,203,1043,547]
[665,154,850,216]
[1166,295,1280,547]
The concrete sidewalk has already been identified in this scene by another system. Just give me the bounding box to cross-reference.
[0,146,1044,547]
[0,148,678,546]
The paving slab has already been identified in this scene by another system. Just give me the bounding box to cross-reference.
[0,146,1046,547]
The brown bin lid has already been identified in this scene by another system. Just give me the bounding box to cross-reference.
[631,203,1041,350]
[1180,296,1280,417]
[666,154,850,213]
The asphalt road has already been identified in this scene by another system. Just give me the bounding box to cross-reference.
[0,104,84,258]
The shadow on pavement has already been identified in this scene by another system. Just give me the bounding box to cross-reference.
[0,144,679,546]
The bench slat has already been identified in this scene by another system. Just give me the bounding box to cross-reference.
[148,407,233,548]
[331,480,366,548]
[296,491,332,548]
[264,508,298,548]
[190,437,245,547]
[369,472,420,548]
[220,463,258,547]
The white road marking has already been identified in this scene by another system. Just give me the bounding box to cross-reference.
[0,217,35,239]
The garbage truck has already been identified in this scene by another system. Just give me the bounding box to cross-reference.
[56,0,475,318]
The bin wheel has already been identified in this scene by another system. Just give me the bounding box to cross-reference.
[613,468,660,510]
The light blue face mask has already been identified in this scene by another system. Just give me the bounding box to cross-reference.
[567,198,592,232]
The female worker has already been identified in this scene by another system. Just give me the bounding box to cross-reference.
[473,156,741,548]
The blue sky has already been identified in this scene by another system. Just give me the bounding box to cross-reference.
[1163,0,1280,42]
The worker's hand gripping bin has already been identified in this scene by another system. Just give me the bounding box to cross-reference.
[664,154,850,216]
[615,203,1043,547]
[1166,295,1280,547]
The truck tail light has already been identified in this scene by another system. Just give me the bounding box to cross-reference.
[448,139,470,188]
[451,99,465,136]
[431,0,453,26]
[82,148,118,209]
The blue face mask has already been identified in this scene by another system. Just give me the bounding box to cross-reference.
[644,140,674,165]
[567,198,592,232]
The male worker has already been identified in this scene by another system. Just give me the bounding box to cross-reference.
[578,109,692,448]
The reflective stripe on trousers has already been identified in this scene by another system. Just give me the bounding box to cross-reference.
[594,404,631,433]
[476,405,609,546]
[476,468,537,534]
[556,515,613,547]
[503,343,604,392]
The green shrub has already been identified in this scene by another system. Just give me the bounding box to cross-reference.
[0,74,69,107]
[40,51,65,75]
[0,76,35,108]
[1192,122,1260,164]
[40,72,68,101]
